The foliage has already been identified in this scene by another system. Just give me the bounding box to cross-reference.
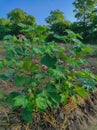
[50,21,71,35]
[0,28,97,122]
[73,0,97,43]
[18,23,49,41]
[8,8,36,25]
[7,8,27,24]
[45,9,65,26]
[45,10,71,42]
[0,18,11,39]
[7,8,36,36]
[73,0,97,22]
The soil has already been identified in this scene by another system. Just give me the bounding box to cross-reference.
[1,92,97,130]
[85,56,97,74]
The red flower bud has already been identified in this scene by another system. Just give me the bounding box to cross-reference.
[18,34,23,40]
[42,65,48,71]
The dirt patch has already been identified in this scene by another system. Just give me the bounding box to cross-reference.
[86,57,97,74]
[1,92,97,130]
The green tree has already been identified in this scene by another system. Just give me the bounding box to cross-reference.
[45,10,71,42]
[73,0,97,23]
[8,8,36,25]
[7,8,36,36]
[46,21,71,42]
[51,21,71,35]
[24,15,36,26]
[73,0,97,43]
[0,18,11,39]
[45,10,65,25]
[71,22,90,42]
[7,8,27,24]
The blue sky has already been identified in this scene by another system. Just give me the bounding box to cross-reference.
[0,0,76,25]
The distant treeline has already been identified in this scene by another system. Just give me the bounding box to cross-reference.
[0,0,97,44]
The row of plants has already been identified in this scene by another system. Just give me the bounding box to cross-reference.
[0,26,97,122]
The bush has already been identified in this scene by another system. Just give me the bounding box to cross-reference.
[0,29,97,122]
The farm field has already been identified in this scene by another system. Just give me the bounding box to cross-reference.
[1,0,97,129]
[0,40,97,130]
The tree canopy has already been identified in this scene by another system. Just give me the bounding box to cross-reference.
[45,10,65,25]
[7,8,27,24]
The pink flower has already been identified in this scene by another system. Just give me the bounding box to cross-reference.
[18,34,23,40]
[59,43,63,47]
[42,65,48,71]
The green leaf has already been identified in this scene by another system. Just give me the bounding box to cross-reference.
[72,95,79,105]
[36,96,48,111]
[77,70,90,78]
[79,78,96,92]
[15,47,25,56]
[54,34,67,41]
[6,51,15,59]
[0,73,14,81]
[23,59,39,72]
[41,54,57,68]
[23,59,32,71]
[22,109,33,122]
[49,68,65,79]
[31,64,39,71]
[60,93,69,103]
[3,92,20,104]
[13,95,28,108]
[0,61,3,70]
[45,84,56,93]
[2,59,8,66]
[75,86,88,98]
[18,23,26,28]
[0,90,3,99]
[67,58,79,68]
[48,92,61,104]
[32,46,44,55]
[4,35,13,40]
[54,34,62,39]
[13,75,25,87]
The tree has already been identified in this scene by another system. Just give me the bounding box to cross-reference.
[51,21,71,35]
[0,18,11,39]
[7,8,36,36]
[24,15,36,26]
[45,10,65,25]
[73,0,97,23]
[45,10,71,42]
[8,8,36,25]
[46,21,71,42]
[73,0,97,43]
[7,8,27,24]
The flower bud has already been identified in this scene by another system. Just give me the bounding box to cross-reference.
[18,34,23,40]
[42,65,48,71]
